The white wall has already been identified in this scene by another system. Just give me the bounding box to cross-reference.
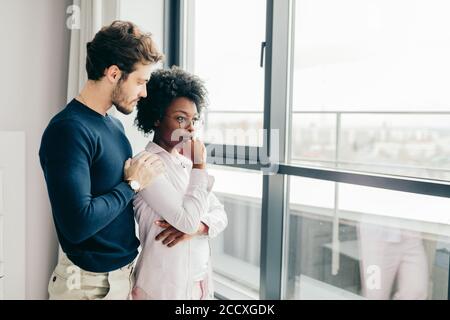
[0,0,72,299]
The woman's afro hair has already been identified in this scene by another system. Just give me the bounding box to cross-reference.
[134,66,208,135]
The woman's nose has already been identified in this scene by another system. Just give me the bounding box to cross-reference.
[186,121,195,132]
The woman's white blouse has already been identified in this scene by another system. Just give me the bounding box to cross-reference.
[132,141,228,299]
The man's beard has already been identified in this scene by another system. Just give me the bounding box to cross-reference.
[111,81,136,115]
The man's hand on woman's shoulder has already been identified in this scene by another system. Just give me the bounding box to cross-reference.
[124,151,165,192]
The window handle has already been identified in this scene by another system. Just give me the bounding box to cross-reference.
[260,41,266,68]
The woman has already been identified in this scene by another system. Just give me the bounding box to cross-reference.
[131,67,228,300]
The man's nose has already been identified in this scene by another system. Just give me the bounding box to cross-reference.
[140,86,147,98]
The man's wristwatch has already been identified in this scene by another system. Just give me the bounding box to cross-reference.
[127,180,141,193]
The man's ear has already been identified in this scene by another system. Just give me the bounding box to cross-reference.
[105,65,122,84]
[154,120,160,127]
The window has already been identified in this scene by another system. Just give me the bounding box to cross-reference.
[283,0,450,300]
[179,0,267,299]
[183,0,266,146]
[167,0,450,300]
[208,166,262,299]
[291,0,450,180]
[284,176,450,299]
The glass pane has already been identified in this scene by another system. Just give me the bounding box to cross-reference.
[285,176,450,300]
[208,165,263,299]
[119,0,164,46]
[188,0,266,146]
[291,113,450,180]
[293,0,450,111]
[202,112,264,146]
[291,0,450,179]
[291,113,337,162]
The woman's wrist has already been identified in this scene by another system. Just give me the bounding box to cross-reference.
[193,163,205,170]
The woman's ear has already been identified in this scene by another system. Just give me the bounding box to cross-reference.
[154,120,160,127]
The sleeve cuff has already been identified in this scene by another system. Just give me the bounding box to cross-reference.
[189,168,209,188]
[200,217,216,238]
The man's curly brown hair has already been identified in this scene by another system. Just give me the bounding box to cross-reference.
[86,20,164,81]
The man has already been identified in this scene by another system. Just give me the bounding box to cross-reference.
[39,20,165,300]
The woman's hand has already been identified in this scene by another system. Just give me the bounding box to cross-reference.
[154,220,209,247]
[124,152,165,191]
[178,138,206,169]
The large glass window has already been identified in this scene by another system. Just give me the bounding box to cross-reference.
[291,0,450,180]
[284,0,450,300]
[284,176,450,300]
[291,113,450,180]
[184,0,266,146]
[208,166,263,299]
[173,0,450,300]
[181,0,267,299]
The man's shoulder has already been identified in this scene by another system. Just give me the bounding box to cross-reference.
[46,113,89,136]
[46,100,100,134]
[39,111,97,158]
[49,99,85,121]
[42,111,96,147]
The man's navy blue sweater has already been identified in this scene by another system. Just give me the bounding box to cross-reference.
[39,99,139,272]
